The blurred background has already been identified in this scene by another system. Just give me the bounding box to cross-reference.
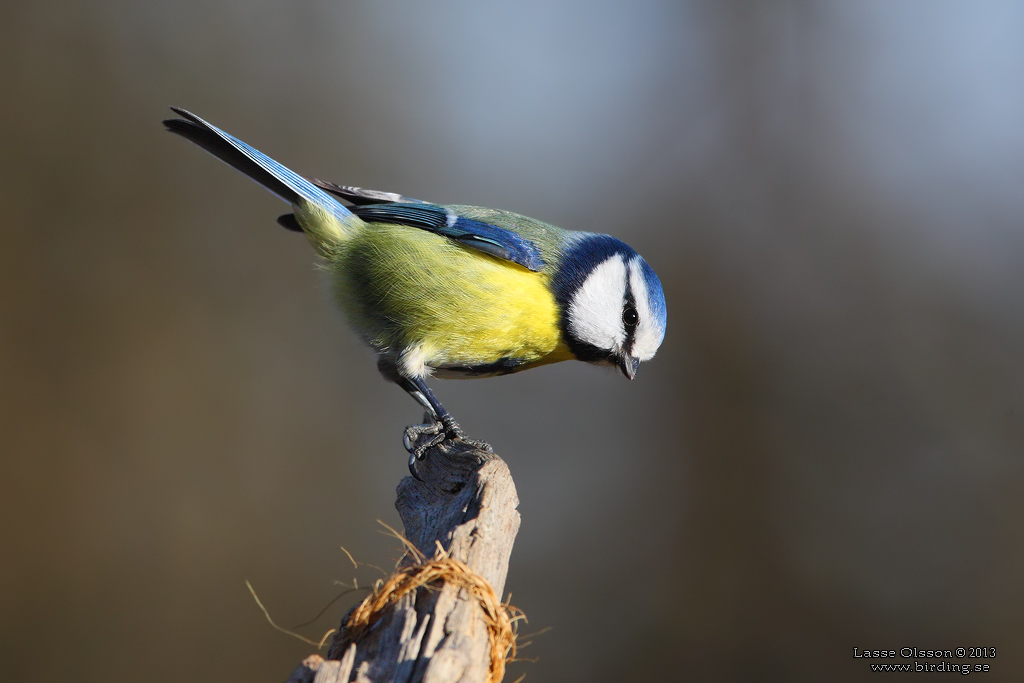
[2,1,1022,681]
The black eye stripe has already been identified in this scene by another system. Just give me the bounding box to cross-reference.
[622,274,638,351]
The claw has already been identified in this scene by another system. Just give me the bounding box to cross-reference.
[406,425,445,480]
[408,451,425,481]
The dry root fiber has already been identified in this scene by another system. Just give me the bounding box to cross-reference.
[338,540,522,683]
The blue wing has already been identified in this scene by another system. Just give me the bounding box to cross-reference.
[351,203,545,272]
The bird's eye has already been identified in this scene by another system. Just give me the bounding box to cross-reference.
[623,304,639,329]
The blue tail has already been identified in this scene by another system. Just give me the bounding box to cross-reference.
[164,107,354,223]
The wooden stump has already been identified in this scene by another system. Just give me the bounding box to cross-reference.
[285,440,521,683]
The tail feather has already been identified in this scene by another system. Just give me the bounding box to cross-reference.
[163,107,355,225]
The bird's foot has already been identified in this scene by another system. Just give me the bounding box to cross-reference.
[403,413,492,480]
[437,414,493,453]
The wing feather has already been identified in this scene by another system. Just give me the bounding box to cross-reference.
[351,203,545,271]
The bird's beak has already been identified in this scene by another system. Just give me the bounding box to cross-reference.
[618,355,639,380]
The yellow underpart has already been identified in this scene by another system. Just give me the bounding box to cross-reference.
[324,222,574,373]
[294,200,358,258]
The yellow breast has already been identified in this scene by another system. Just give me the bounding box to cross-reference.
[327,223,574,375]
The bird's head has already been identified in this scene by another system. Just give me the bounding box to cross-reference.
[552,235,667,379]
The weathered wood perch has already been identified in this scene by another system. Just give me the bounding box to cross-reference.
[285,439,521,683]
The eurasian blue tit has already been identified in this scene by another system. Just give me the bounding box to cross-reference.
[164,108,667,474]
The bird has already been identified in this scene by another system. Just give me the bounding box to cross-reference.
[164,107,667,476]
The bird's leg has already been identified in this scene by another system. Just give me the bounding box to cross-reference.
[398,376,461,438]
[396,376,491,479]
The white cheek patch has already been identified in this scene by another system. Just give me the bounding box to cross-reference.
[568,255,628,353]
[628,258,665,361]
